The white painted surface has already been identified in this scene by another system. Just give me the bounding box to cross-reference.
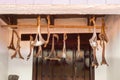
[107,0,120,4]
[106,16,120,80]
[34,0,52,4]
[0,4,120,14]
[88,0,106,4]
[0,0,15,4]
[16,0,34,4]
[52,0,70,4]
[0,19,9,80]
[70,0,87,4]
[0,0,120,5]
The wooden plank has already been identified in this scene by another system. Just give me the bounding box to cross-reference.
[1,24,102,29]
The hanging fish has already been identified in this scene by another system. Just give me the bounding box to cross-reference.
[99,18,109,66]
[32,16,45,46]
[34,46,42,58]
[45,34,60,61]
[8,29,16,50]
[60,33,71,63]
[11,30,24,59]
[89,17,99,68]
[44,15,51,47]
[76,35,84,61]
[27,35,33,60]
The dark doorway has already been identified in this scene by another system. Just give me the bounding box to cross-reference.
[32,34,95,80]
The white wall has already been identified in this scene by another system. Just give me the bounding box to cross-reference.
[95,16,120,80]
[0,19,9,80]
[0,0,120,5]
[106,16,120,80]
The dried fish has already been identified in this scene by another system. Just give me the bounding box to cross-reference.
[44,15,51,47]
[101,41,109,66]
[8,30,16,50]
[99,18,109,66]
[45,34,60,61]
[11,30,24,59]
[76,35,84,61]
[89,17,99,68]
[60,33,71,61]
[27,35,33,60]
[32,16,45,46]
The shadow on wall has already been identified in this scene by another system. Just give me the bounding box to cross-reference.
[8,75,19,80]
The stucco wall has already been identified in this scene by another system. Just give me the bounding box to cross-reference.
[0,19,9,80]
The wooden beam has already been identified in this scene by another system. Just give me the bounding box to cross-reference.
[1,24,102,29]
[0,15,10,24]
[1,25,101,33]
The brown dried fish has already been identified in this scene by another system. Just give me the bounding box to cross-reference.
[11,30,24,59]
[45,34,60,61]
[27,35,33,60]
[44,15,51,47]
[89,17,99,68]
[101,41,109,66]
[11,38,24,59]
[99,18,109,66]
[76,35,84,60]
[8,30,16,50]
